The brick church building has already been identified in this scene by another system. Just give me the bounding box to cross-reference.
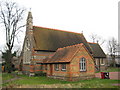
[19,12,107,81]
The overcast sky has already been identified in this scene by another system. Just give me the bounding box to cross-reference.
[0,0,119,53]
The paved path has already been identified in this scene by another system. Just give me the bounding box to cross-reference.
[95,72,120,80]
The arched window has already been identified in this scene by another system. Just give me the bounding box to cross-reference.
[80,57,86,71]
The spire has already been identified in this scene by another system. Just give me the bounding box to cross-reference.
[27,11,33,20]
[26,11,33,27]
[26,11,33,34]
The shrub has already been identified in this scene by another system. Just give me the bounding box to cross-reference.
[35,71,46,76]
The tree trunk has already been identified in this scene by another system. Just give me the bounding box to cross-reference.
[112,55,116,67]
[5,49,13,73]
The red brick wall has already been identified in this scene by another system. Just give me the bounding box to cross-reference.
[70,46,95,80]
[46,64,70,77]
[46,46,95,81]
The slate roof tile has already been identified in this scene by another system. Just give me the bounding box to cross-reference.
[33,26,92,53]
[43,43,83,63]
[88,42,106,58]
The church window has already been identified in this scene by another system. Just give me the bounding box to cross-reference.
[80,57,86,71]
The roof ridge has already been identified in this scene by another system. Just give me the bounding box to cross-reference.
[88,42,98,44]
[58,43,83,50]
[33,25,82,35]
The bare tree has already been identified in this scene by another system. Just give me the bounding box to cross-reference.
[0,1,26,73]
[89,33,105,45]
[90,33,97,43]
[107,37,119,67]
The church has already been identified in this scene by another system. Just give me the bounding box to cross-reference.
[19,12,107,81]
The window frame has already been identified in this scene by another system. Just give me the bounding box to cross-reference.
[80,57,86,71]
[61,64,66,71]
[100,58,104,65]
[54,64,59,71]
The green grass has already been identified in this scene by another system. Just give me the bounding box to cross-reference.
[2,68,120,88]
[107,67,120,72]
[0,73,2,77]
[9,75,70,85]
[96,67,120,73]
[2,73,14,81]
[3,75,120,88]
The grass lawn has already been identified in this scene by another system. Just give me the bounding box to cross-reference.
[2,67,120,88]
[106,67,120,72]
[0,73,2,77]
[0,73,2,88]
[96,67,120,73]
[2,73,14,81]
[2,74,120,88]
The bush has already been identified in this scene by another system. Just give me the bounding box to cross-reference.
[116,64,120,67]
[35,71,46,76]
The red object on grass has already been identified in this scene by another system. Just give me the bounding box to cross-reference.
[101,72,105,79]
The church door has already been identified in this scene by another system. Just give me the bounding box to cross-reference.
[50,64,53,76]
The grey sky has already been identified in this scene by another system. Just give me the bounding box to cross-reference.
[0,0,119,54]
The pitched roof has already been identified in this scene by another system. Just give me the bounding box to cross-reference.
[33,26,92,53]
[43,43,85,63]
[88,42,106,58]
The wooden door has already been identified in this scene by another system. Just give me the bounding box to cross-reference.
[50,64,53,76]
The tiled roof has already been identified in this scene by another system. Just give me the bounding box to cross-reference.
[88,42,106,58]
[43,43,84,63]
[33,26,92,54]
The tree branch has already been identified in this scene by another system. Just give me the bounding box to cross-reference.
[0,1,26,51]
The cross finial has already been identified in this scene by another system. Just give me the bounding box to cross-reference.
[30,8,31,11]
[81,31,83,34]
